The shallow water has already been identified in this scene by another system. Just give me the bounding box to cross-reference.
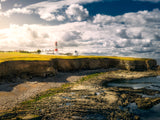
[108,76,160,120]
[126,103,160,120]
[156,59,160,65]
[108,76,160,90]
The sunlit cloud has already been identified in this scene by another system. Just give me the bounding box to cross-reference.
[1,0,7,2]
[65,4,89,21]
[0,0,100,21]
[0,9,160,58]
[0,8,33,17]
[0,0,160,58]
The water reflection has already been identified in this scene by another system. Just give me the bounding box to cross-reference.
[108,76,160,90]
[108,76,160,120]
[126,103,160,120]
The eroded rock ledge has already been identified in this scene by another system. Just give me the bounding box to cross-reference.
[0,58,158,80]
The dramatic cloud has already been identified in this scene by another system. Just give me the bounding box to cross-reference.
[65,4,89,21]
[92,9,160,57]
[94,9,160,26]
[0,0,99,21]
[0,8,160,58]
[27,0,97,21]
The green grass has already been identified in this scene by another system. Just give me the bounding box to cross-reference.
[21,87,67,105]
[78,72,103,83]
[0,52,152,63]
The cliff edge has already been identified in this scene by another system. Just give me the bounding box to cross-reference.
[0,57,158,80]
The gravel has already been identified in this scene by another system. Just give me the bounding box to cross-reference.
[0,69,108,112]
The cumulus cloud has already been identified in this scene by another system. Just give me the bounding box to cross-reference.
[0,8,33,17]
[93,14,115,24]
[27,0,95,21]
[37,11,56,21]
[57,15,65,21]
[0,0,99,21]
[94,9,160,27]
[0,9,160,58]
[65,4,89,21]
[0,24,53,50]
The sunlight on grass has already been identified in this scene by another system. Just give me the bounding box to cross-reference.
[0,52,151,63]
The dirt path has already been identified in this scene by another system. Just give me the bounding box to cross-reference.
[0,69,108,112]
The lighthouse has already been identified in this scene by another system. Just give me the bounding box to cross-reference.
[54,41,58,54]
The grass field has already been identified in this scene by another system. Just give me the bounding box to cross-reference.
[0,52,151,63]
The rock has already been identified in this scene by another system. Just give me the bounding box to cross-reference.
[52,58,157,72]
[22,114,40,120]
[123,99,129,106]
[110,112,114,117]
[135,97,160,109]
[0,57,158,81]
[0,61,57,81]
[157,65,160,70]
[72,116,83,119]
[117,100,123,105]
[134,115,140,120]
[118,59,157,71]
[121,94,127,99]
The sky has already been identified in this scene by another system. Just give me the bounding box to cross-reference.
[0,0,160,58]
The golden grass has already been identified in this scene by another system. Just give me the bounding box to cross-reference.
[0,52,151,63]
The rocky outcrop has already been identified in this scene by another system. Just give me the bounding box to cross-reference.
[0,61,57,80]
[0,58,158,80]
[51,58,110,72]
[51,58,157,72]
[157,65,160,70]
[116,59,157,71]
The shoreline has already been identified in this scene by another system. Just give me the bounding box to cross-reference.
[0,69,108,112]
[0,69,160,119]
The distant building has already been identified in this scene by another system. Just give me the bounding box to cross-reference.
[41,49,54,55]
[73,50,78,56]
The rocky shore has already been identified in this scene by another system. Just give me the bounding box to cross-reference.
[0,58,158,81]
[0,57,159,119]
[0,69,160,120]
